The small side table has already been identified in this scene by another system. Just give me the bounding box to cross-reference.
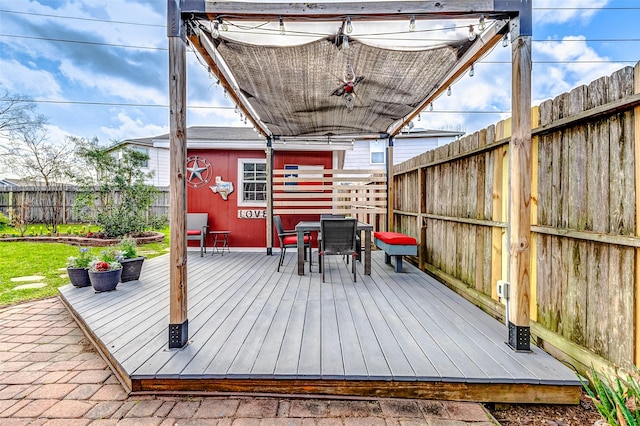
[209,231,231,255]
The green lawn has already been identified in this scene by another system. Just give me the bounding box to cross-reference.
[0,226,170,307]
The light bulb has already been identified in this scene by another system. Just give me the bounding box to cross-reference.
[447,86,452,96]
[346,17,353,34]
[469,64,475,77]
[221,20,228,31]
[234,105,238,114]
[468,25,476,42]
[417,114,421,121]
[429,103,433,112]
[279,17,285,35]
[478,16,485,31]
[502,33,509,47]
[212,21,219,39]
[342,34,349,50]
[409,15,416,32]
[223,89,228,98]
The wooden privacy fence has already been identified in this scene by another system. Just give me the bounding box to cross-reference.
[272,168,387,231]
[392,62,640,372]
[0,186,171,224]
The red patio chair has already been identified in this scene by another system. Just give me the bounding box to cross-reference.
[274,215,311,272]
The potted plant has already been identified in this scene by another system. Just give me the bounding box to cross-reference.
[118,236,145,282]
[66,247,95,287]
[88,249,122,292]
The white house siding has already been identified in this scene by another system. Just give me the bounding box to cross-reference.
[343,136,457,171]
[146,147,170,187]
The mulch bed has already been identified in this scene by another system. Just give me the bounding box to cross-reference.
[0,231,165,247]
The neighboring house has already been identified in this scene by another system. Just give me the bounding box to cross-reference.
[343,127,464,170]
[106,136,162,186]
[0,178,20,188]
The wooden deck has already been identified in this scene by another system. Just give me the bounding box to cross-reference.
[59,250,581,403]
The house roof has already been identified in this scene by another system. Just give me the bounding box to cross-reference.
[153,126,263,142]
[175,1,522,142]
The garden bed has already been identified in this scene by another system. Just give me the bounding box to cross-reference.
[0,231,165,247]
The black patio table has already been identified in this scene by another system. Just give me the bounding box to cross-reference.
[294,220,373,276]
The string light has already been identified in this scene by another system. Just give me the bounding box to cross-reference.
[220,19,228,32]
[478,16,486,31]
[502,33,509,47]
[447,86,452,96]
[212,21,219,39]
[429,102,434,111]
[409,15,416,32]
[417,113,421,121]
[468,25,476,41]
[279,17,285,35]
[223,89,228,98]
[469,64,475,77]
[346,16,353,34]
[342,34,350,50]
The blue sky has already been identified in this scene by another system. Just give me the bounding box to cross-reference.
[0,0,638,153]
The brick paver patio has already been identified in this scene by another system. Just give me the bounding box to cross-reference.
[0,297,496,425]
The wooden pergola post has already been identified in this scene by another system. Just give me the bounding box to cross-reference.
[506,3,533,351]
[167,0,188,348]
[266,137,273,255]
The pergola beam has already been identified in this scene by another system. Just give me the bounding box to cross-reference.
[182,0,500,19]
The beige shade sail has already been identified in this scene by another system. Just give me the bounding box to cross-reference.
[208,33,472,138]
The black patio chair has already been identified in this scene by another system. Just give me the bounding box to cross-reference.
[319,214,361,264]
[319,218,358,282]
[273,215,311,272]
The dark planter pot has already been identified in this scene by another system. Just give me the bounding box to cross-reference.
[89,269,122,292]
[120,257,145,282]
[67,267,91,288]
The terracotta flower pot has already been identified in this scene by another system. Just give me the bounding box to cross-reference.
[67,267,91,288]
[120,257,145,282]
[89,269,122,292]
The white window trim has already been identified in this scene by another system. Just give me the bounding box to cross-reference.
[237,158,267,207]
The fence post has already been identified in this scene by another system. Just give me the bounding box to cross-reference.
[634,61,640,366]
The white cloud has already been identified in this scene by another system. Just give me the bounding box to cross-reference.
[0,59,63,100]
[533,36,623,102]
[57,60,166,104]
[100,112,168,141]
[533,0,611,25]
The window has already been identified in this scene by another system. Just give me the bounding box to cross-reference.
[238,159,267,206]
[370,141,385,164]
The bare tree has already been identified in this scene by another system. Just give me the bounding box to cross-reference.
[0,87,46,142]
[0,89,74,233]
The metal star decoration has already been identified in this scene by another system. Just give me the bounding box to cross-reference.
[186,156,212,188]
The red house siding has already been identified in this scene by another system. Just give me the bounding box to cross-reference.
[186,149,332,248]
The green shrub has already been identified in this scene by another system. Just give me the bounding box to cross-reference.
[71,138,162,238]
[118,236,138,259]
[582,365,639,426]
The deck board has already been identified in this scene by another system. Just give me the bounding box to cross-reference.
[59,249,582,403]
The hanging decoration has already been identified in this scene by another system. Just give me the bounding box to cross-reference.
[331,63,364,112]
[210,176,234,200]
